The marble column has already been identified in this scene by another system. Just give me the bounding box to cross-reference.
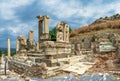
[65,25,69,43]
[63,24,66,42]
[37,15,43,42]
[28,31,34,45]
[44,16,49,34]
[38,20,43,42]
[8,38,11,58]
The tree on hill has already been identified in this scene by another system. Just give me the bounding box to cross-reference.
[113,14,120,19]
[99,17,103,19]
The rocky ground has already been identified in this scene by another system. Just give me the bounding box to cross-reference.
[0,53,120,81]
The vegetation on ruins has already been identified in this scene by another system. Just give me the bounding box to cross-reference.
[49,27,72,41]
[49,27,56,41]
[70,14,120,37]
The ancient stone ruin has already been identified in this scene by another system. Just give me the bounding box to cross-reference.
[56,22,69,43]
[7,15,73,78]
[5,15,120,80]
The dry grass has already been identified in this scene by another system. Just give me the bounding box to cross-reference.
[70,20,120,37]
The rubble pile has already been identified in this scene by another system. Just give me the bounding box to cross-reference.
[84,53,120,79]
[8,60,48,78]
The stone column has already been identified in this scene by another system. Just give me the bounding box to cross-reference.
[56,23,60,42]
[37,15,43,42]
[28,31,34,45]
[67,26,69,42]
[64,24,69,43]
[63,24,66,42]
[16,39,19,54]
[8,38,11,58]
[38,20,43,42]
[44,16,49,34]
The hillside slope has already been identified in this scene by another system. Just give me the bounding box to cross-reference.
[70,14,120,38]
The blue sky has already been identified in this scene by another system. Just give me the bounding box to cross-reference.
[0,0,120,48]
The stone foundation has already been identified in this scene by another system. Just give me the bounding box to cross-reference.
[8,60,47,78]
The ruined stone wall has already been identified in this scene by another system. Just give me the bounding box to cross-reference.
[40,41,71,55]
[56,22,69,43]
[38,41,72,66]
[37,15,50,42]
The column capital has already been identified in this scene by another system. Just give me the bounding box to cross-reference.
[43,15,49,19]
[36,15,43,20]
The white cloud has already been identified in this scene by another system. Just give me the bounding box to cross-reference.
[39,0,120,21]
[0,0,34,20]
[0,28,5,32]
[37,0,120,29]
[4,21,36,37]
[39,0,80,19]
[49,18,60,28]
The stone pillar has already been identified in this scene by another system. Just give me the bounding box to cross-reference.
[16,39,19,54]
[56,23,60,42]
[38,20,43,35]
[8,38,11,58]
[63,24,66,42]
[63,24,69,43]
[28,31,34,45]
[37,15,43,42]
[66,25,69,42]
[44,16,49,34]
[38,20,43,42]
